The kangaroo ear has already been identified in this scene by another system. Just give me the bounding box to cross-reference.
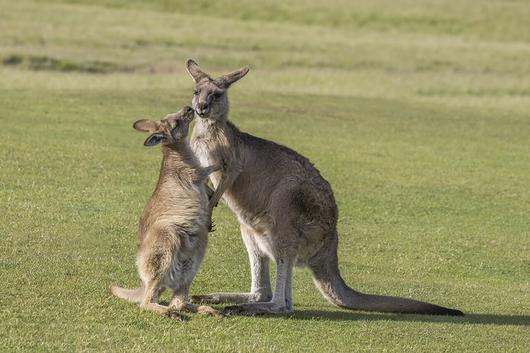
[143,133,165,147]
[133,119,159,133]
[216,66,250,88]
[186,59,210,83]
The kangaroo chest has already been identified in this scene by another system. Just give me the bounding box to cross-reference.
[192,125,272,231]
[192,135,224,188]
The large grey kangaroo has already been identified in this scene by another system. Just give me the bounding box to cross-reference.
[111,106,222,320]
[186,59,463,316]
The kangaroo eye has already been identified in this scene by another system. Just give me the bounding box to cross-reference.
[213,92,222,98]
[194,89,200,95]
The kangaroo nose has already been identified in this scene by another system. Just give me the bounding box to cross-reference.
[198,102,209,113]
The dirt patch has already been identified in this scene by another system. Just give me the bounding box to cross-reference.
[2,54,133,74]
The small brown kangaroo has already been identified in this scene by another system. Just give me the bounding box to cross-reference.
[111,106,222,320]
[185,59,464,316]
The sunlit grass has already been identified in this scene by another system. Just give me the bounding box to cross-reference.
[1,0,529,352]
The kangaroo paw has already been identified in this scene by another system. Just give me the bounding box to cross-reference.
[208,220,216,233]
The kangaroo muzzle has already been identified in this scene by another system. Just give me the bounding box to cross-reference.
[196,102,210,116]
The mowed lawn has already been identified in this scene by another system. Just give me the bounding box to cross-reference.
[1,0,529,352]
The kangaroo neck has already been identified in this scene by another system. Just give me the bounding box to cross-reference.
[195,112,230,134]
[158,142,200,186]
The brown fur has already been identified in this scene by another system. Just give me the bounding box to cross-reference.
[185,59,464,316]
[110,106,222,320]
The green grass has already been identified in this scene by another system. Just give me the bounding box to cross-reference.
[1,0,529,352]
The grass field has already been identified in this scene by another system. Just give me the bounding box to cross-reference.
[1,0,529,352]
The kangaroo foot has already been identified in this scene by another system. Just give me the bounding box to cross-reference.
[191,292,271,305]
[140,303,185,321]
[165,308,186,321]
[196,305,224,318]
[180,303,224,318]
[222,302,293,316]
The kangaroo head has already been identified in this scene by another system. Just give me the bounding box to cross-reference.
[186,59,249,121]
[133,106,195,147]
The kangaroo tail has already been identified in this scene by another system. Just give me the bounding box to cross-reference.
[110,285,145,304]
[309,236,464,316]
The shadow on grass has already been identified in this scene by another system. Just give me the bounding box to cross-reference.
[158,299,528,325]
[285,310,530,326]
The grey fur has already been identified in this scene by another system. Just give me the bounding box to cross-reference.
[185,60,464,317]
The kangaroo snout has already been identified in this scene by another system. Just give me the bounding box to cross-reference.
[183,106,195,120]
[196,102,210,116]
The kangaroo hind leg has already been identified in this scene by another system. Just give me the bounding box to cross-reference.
[192,224,272,305]
[222,255,294,316]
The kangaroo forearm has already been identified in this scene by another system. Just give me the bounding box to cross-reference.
[205,184,215,199]
[208,182,228,210]
[203,164,222,179]
[208,170,238,210]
